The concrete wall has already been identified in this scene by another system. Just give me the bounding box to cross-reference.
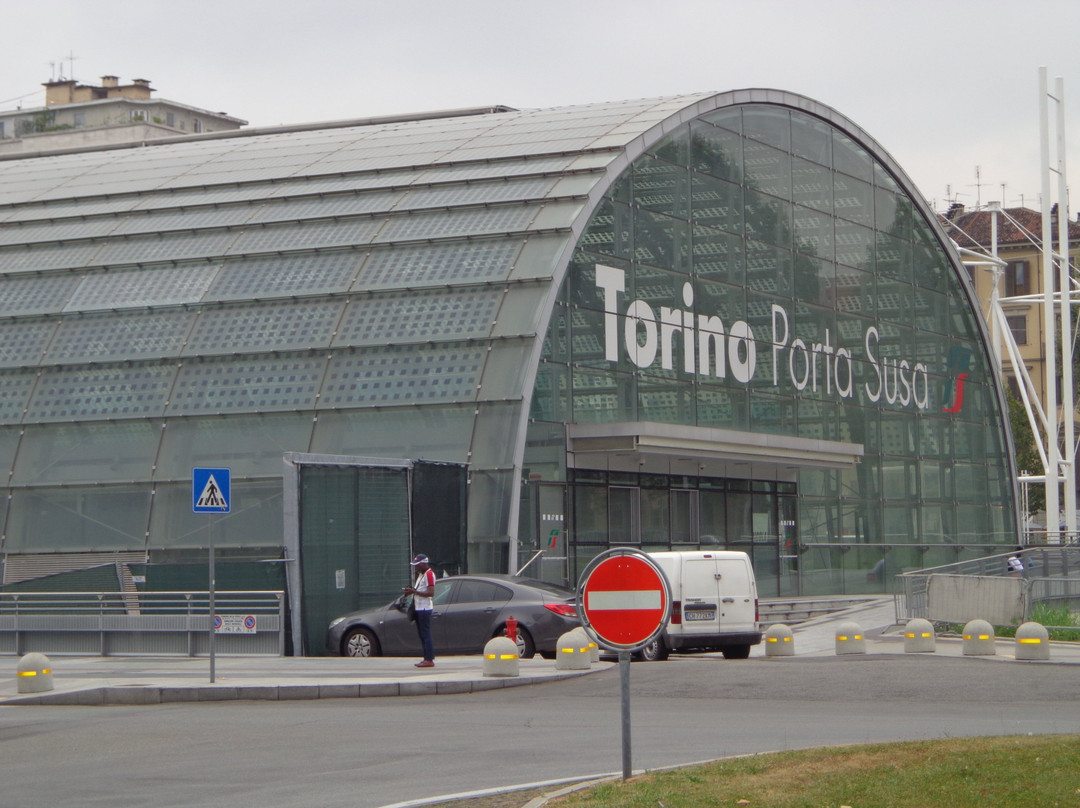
[926,573,1025,625]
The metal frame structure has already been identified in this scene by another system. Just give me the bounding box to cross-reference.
[961,68,1075,544]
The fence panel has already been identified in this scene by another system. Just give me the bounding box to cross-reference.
[0,591,285,656]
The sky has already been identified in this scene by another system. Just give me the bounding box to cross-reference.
[2,0,1078,215]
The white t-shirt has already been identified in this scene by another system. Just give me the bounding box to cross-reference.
[1007,555,1024,573]
[413,568,436,611]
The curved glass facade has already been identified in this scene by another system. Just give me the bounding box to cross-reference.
[526,102,1017,595]
[0,92,1018,604]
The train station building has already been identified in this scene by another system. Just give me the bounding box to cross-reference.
[0,90,1019,651]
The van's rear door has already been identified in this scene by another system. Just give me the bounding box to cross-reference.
[715,557,756,631]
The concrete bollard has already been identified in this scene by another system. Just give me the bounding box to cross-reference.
[16,652,54,694]
[962,619,996,656]
[567,627,600,663]
[764,623,795,656]
[1014,621,1050,661]
[834,620,865,655]
[482,636,521,677]
[554,629,591,670]
[903,618,936,653]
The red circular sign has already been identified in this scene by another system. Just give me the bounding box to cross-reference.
[581,552,670,649]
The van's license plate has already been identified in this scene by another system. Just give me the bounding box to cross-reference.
[684,611,715,621]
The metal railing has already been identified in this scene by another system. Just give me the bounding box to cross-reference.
[0,591,285,657]
[897,547,1080,625]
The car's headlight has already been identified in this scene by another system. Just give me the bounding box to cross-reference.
[328,617,346,629]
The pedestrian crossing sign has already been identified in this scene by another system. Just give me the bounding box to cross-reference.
[193,467,231,513]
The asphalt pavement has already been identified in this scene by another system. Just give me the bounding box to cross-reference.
[3,597,1079,707]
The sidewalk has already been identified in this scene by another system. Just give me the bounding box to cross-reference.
[6,601,1079,706]
[0,654,611,706]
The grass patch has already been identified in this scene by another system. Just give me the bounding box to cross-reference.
[938,606,1080,642]
[545,736,1080,808]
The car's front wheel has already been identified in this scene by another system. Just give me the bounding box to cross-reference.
[342,627,380,658]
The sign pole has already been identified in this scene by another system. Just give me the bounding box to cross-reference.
[619,650,632,780]
[208,514,215,684]
[577,548,671,785]
[193,467,230,685]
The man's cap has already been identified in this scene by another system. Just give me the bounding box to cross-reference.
[410,554,430,566]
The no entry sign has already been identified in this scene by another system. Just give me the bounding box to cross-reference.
[579,549,671,651]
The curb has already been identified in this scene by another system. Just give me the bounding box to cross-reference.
[2,665,607,706]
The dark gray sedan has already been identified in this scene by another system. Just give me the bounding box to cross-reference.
[326,574,581,659]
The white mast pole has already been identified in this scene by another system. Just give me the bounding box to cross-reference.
[1054,74,1076,542]
[1040,66,1061,544]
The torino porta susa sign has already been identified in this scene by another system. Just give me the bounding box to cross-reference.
[594,264,932,410]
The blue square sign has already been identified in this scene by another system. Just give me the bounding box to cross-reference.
[193,467,231,513]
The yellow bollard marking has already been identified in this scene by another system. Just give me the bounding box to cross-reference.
[904,633,914,638]
[766,637,778,642]
[1018,638,1043,644]
[922,633,932,638]
[500,654,517,660]
[837,635,848,641]
[18,670,38,677]
[783,636,791,641]
[979,634,990,640]
[853,635,863,640]
[485,654,496,659]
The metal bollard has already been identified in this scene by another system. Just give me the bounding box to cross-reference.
[1014,621,1050,661]
[835,620,866,655]
[903,618,936,653]
[554,629,591,670]
[764,623,795,656]
[17,652,54,694]
[482,636,521,677]
[962,619,996,656]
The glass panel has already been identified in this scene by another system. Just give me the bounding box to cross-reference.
[689,120,742,182]
[334,288,502,347]
[640,486,668,543]
[50,310,195,364]
[573,485,608,545]
[310,405,475,460]
[28,363,176,422]
[321,344,486,408]
[0,273,82,317]
[13,421,161,485]
[0,318,55,367]
[790,113,831,166]
[5,485,150,552]
[186,299,345,355]
[359,239,523,289]
[65,265,218,311]
[469,400,522,468]
[148,480,282,549]
[609,487,639,543]
[209,252,361,300]
[168,354,327,414]
[154,414,315,478]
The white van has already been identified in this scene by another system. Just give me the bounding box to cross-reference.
[641,550,762,661]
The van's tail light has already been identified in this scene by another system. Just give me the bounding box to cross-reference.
[755,598,759,625]
[546,603,578,617]
[670,601,682,625]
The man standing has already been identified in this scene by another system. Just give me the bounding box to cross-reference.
[404,554,436,667]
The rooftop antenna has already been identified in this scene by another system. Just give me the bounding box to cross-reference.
[64,50,78,83]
